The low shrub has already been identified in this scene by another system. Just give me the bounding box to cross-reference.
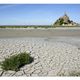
[0,52,33,71]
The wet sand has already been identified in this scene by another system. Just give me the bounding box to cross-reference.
[0,28,80,38]
[0,28,80,48]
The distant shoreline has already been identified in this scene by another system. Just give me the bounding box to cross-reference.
[1,27,80,30]
[0,25,80,29]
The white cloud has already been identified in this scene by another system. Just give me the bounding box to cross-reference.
[0,4,17,10]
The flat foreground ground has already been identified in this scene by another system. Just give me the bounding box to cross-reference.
[0,38,80,76]
[0,28,80,76]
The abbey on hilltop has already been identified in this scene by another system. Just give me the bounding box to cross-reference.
[53,13,78,26]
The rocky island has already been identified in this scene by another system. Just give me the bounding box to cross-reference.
[53,13,78,26]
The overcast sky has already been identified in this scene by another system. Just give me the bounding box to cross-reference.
[0,4,80,25]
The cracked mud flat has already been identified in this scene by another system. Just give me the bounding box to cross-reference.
[0,38,80,76]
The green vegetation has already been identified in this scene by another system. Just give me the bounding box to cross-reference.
[0,25,53,28]
[0,25,80,28]
[0,52,34,71]
[54,18,64,26]
[59,18,64,25]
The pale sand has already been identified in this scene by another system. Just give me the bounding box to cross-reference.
[0,38,80,76]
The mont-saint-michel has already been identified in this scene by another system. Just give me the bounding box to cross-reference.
[0,4,80,77]
[53,13,78,26]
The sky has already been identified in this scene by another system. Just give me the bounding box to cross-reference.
[0,4,80,25]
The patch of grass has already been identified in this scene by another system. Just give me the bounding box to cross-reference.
[0,52,34,71]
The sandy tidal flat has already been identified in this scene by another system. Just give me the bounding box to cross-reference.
[0,38,80,76]
[0,28,80,38]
